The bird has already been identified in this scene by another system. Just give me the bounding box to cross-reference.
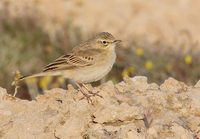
[18,32,121,101]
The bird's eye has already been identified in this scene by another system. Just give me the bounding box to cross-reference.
[102,40,108,46]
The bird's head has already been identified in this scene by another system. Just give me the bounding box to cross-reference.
[91,32,121,51]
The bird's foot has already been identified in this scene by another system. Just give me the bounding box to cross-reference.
[80,83,103,98]
[75,82,103,104]
[78,88,93,104]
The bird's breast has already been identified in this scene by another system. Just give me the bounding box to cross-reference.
[66,51,116,83]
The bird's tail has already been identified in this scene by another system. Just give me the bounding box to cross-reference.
[19,72,61,81]
[12,71,61,97]
[19,73,44,81]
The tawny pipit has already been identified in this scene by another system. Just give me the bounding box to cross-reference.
[20,32,121,100]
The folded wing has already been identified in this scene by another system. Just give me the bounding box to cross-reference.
[43,54,94,72]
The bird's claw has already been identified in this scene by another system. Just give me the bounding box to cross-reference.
[78,89,103,104]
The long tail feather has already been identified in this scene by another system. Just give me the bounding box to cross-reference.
[19,72,61,81]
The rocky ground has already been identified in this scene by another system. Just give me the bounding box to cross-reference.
[0,76,200,139]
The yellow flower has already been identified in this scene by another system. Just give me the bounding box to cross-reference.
[135,47,144,57]
[26,78,37,85]
[184,55,192,65]
[39,76,52,89]
[57,77,65,84]
[145,60,154,70]
[52,77,65,88]
[122,66,135,78]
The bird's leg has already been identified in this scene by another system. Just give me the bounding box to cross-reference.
[79,83,103,98]
[73,81,92,103]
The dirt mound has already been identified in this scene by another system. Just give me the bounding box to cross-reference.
[0,76,200,138]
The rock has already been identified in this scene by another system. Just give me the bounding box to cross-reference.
[148,83,159,90]
[0,87,7,99]
[194,80,200,88]
[93,103,143,123]
[160,77,188,93]
[0,77,200,139]
[120,76,149,92]
[130,76,149,92]
[170,122,194,139]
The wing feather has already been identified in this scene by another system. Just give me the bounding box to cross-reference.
[43,53,94,72]
[42,47,103,72]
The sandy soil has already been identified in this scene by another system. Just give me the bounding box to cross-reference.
[0,76,200,139]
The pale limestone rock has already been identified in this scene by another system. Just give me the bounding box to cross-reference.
[55,102,91,138]
[170,122,194,139]
[116,76,149,93]
[93,102,143,123]
[148,83,159,90]
[187,88,200,116]
[0,77,200,139]
[160,77,188,93]
[194,80,200,88]
[0,87,7,99]
[147,127,158,138]
[118,124,146,139]
[130,76,149,92]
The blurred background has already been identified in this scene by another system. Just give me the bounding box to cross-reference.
[0,0,200,99]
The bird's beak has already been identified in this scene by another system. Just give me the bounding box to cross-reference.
[113,40,122,43]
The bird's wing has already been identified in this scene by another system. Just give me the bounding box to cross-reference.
[42,52,94,72]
